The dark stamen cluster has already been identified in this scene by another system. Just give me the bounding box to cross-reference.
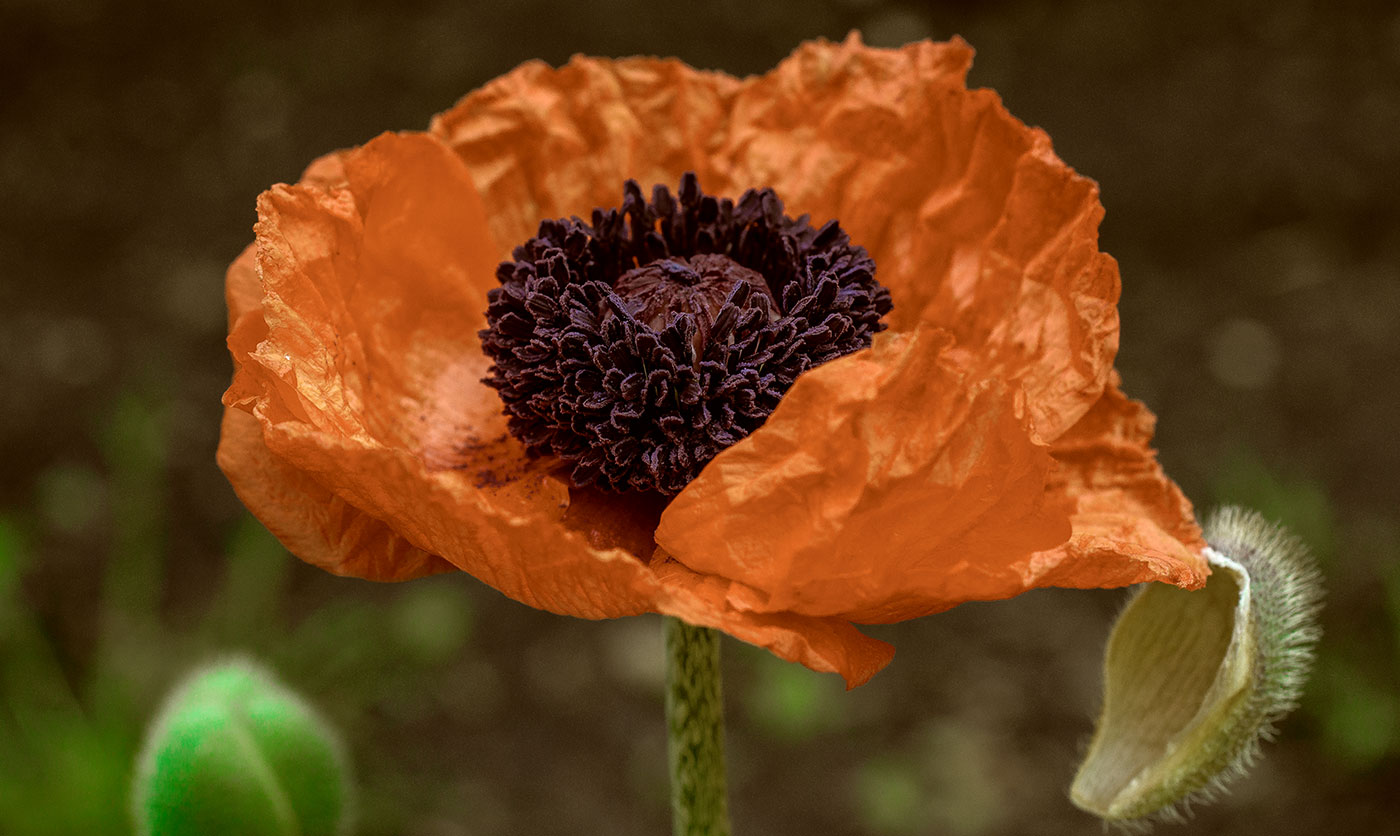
[480,173,892,495]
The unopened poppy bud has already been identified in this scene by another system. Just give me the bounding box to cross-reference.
[1070,507,1323,824]
[132,658,353,836]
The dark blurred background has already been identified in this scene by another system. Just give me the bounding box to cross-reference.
[2,0,1398,833]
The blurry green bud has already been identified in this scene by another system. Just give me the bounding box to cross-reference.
[1071,507,1323,824]
[132,658,353,836]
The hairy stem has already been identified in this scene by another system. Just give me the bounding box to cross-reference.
[664,617,731,836]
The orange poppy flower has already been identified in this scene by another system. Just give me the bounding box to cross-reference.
[218,33,1208,688]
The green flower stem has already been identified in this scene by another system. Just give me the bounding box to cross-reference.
[664,617,732,836]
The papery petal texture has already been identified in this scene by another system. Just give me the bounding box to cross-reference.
[1032,377,1208,588]
[217,129,895,685]
[656,327,1072,624]
[220,34,1207,688]
[222,132,660,614]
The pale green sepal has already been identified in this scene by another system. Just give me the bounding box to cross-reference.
[1070,507,1323,825]
[131,658,354,836]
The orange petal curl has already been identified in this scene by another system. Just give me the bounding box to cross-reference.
[1031,377,1208,588]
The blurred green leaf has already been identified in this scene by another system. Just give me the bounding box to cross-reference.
[89,390,174,724]
[853,756,922,835]
[744,652,843,741]
[34,462,107,536]
[1366,521,1400,664]
[203,516,292,642]
[0,512,84,732]
[285,598,397,693]
[1315,655,1400,771]
[99,391,169,620]
[0,512,28,606]
[390,577,475,666]
[0,719,133,836]
[1211,446,1335,563]
[0,509,130,836]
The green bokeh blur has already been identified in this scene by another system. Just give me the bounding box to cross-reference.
[3,1,1398,833]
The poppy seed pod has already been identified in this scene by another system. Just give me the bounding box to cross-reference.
[1071,508,1324,823]
[131,659,353,836]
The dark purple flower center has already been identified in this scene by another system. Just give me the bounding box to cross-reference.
[611,254,778,355]
[480,173,892,495]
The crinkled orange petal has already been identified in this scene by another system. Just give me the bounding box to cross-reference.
[430,38,1164,623]
[218,130,899,685]
[225,242,261,328]
[430,56,742,255]
[721,33,1119,443]
[656,326,1071,623]
[650,555,895,689]
[225,395,892,687]
[218,407,456,581]
[221,37,1210,687]
[431,36,1120,447]
[1030,377,1209,588]
[220,130,663,616]
[221,240,452,581]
